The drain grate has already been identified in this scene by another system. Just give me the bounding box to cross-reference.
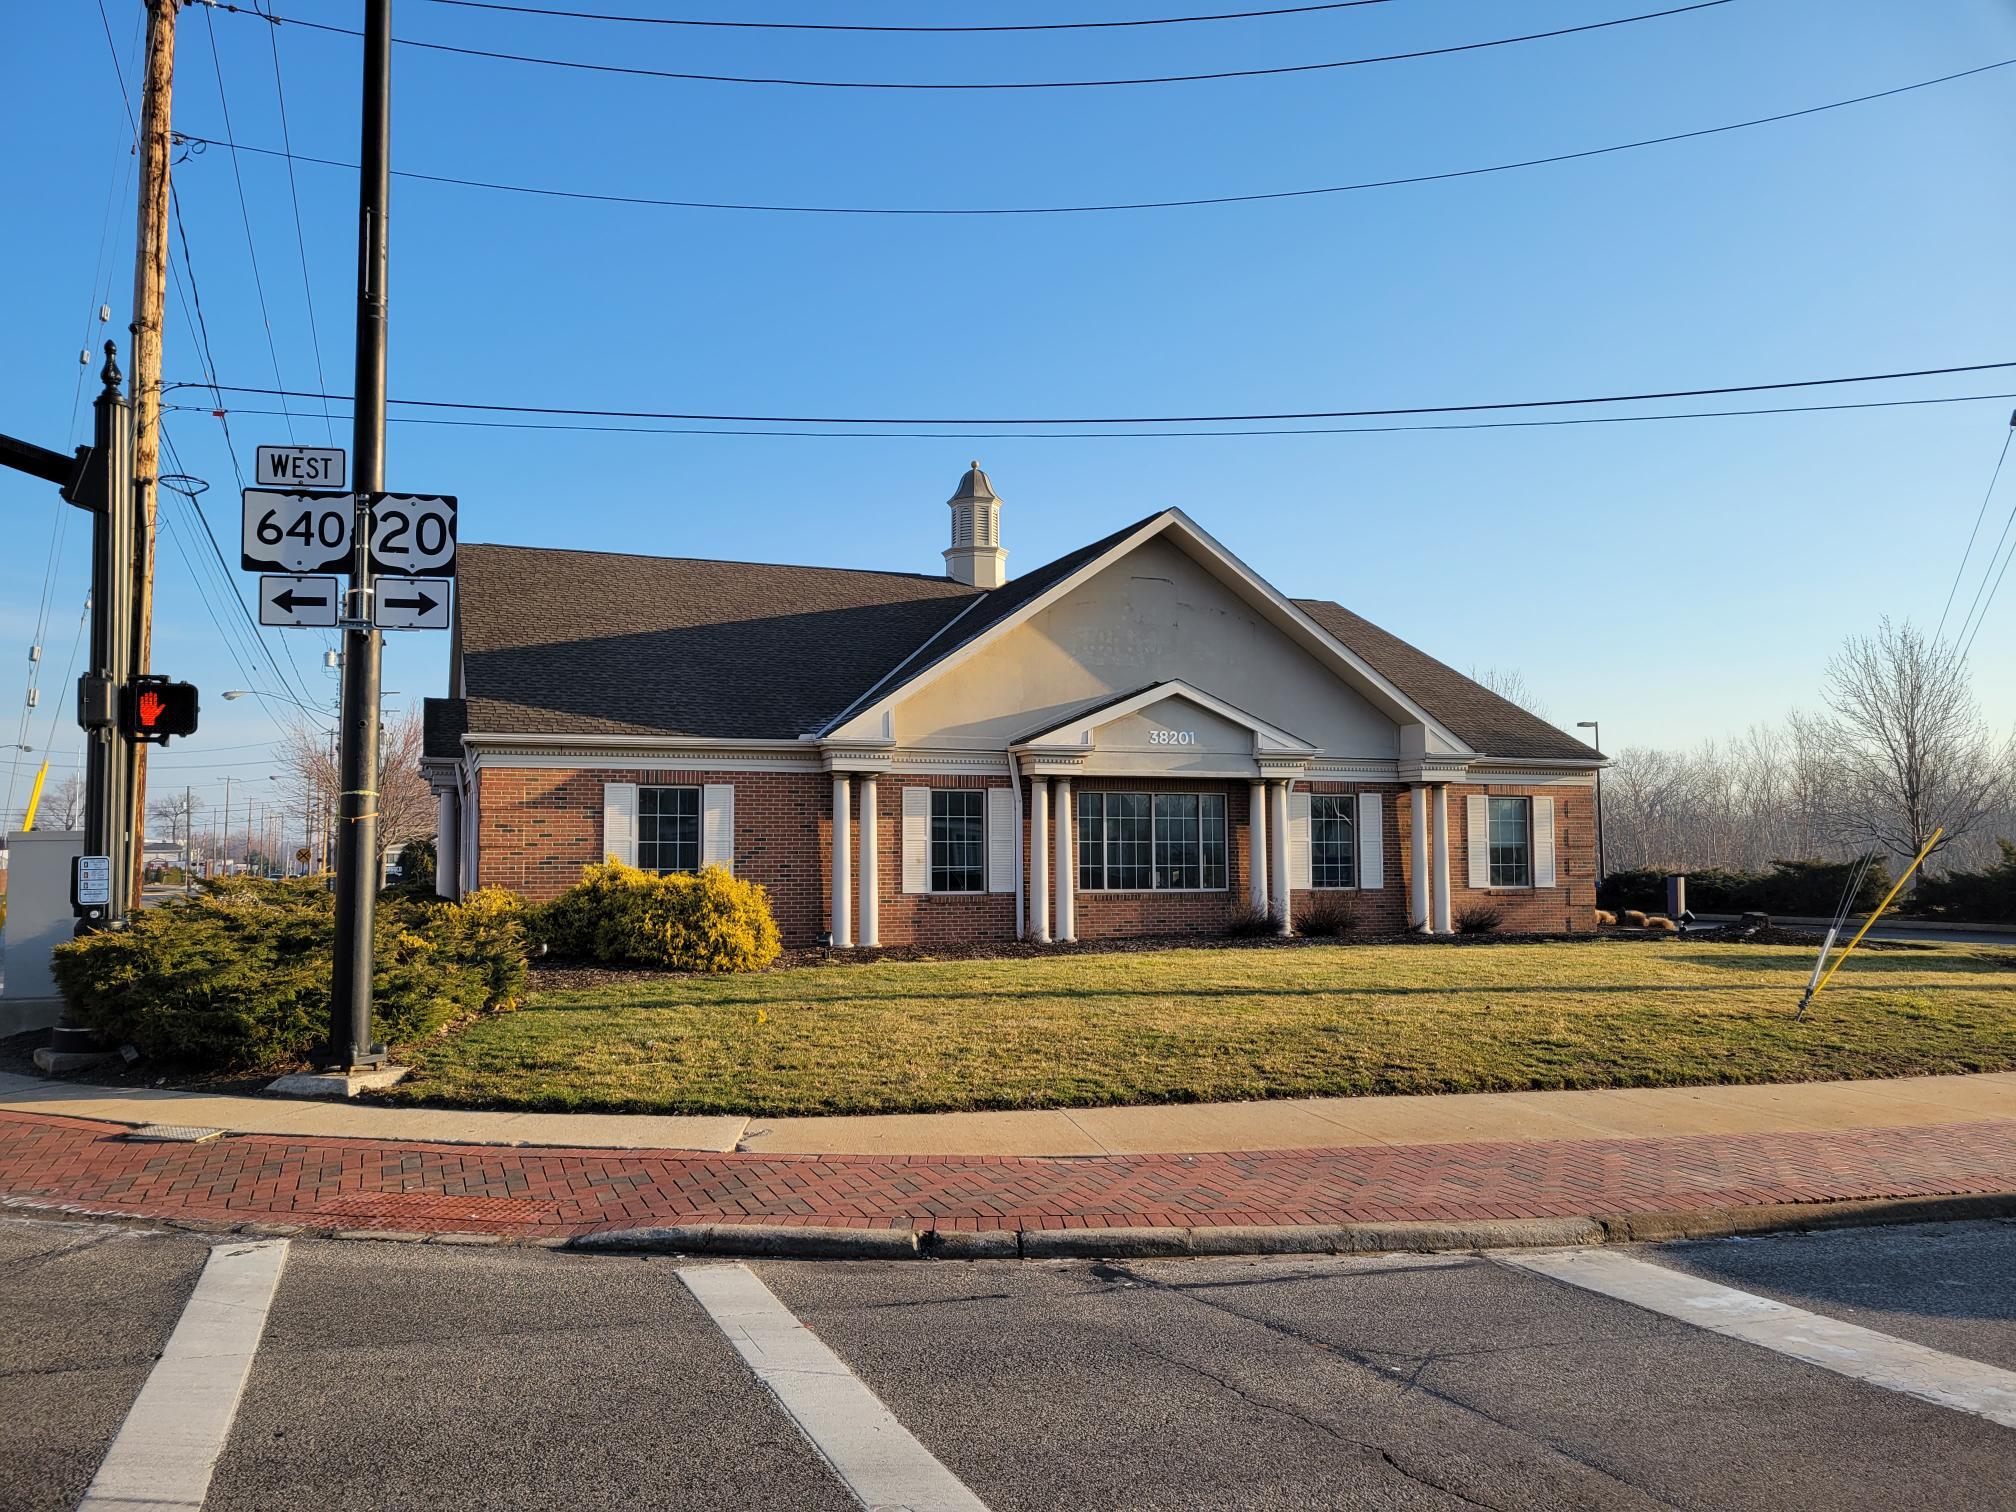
[122,1125,226,1144]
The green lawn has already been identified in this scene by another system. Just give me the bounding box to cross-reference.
[381,939,2016,1118]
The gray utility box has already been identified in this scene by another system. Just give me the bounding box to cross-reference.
[1,829,83,1037]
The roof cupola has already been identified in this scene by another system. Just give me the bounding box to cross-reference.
[944,461,1007,588]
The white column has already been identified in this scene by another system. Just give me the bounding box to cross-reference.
[856,774,879,949]
[1248,780,1269,915]
[1053,775,1074,942]
[1431,783,1452,934]
[435,789,460,900]
[1269,779,1292,936]
[1409,785,1429,931]
[831,774,853,948]
[1030,777,1051,943]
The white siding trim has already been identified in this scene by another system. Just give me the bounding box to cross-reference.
[1466,793,1490,890]
[1356,791,1384,890]
[1532,794,1557,888]
[986,787,1014,893]
[901,786,931,894]
[702,784,735,873]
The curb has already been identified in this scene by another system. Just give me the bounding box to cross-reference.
[570,1198,2016,1261]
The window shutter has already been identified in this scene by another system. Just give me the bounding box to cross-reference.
[1356,791,1384,890]
[602,782,638,867]
[901,786,931,893]
[1466,794,1490,889]
[1288,790,1311,891]
[1532,795,1556,888]
[986,787,1014,893]
[702,784,735,873]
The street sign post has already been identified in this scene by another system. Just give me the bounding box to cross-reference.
[241,489,355,574]
[372,577,451,631]
[258,574,341,628]
[366,493,457,578]
[255,444,346,492]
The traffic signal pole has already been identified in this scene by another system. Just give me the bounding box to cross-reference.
[326,0,392,1069]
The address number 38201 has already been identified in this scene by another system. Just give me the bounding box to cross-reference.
[1148,729,1198,746]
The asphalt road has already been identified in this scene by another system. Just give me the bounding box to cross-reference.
[5,1218,2015,1511]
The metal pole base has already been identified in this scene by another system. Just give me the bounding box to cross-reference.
[316,1042,390,1073]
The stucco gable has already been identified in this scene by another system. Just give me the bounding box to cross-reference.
[825,511,1469,757]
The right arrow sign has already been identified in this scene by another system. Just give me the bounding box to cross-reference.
[373,577,452,631]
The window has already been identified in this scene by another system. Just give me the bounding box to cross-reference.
[1078,791,1225,891]
[931,789,985,893]
[1310,795,1356,889]
[638,785,700,874]
[1488,796,1531,887]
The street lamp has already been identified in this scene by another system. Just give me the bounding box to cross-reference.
[1576,721,1607,887]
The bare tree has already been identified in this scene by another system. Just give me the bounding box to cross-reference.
[148,790,202,844]
[1818,618,2015,871]
[276,709,432,869]
[43,772,86,830]
[1469,664,1551,722]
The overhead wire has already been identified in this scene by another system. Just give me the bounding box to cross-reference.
[188,389,2016,442]
[237,0,1735,91]
[169,57,2016,219]
[198,0,298,443]
[252,0,336,445]
[1952,469,2016,661]
[171,359,2016,428]
[420,0,1398,31]
[1933,420,2013,644]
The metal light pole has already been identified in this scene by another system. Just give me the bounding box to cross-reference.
[324,0,393,1071]
[1576,720,1607,887]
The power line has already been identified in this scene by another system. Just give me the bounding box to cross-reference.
[169,359,2016,427]
[242,0,1734,91]
[1957,529,2016,663]
[1952,463,2016,661]
[255,0,336,445]
[422,0,1396,30]
[199,0,297,444]
[172,57,2016,219]
[1933,415,2015,645]
[192,388,2016,442]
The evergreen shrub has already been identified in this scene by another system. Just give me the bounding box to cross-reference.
[51,877,528,1069]
[530,861,781,972]
[1914,840,2016,924]
[1598,859,1892,917]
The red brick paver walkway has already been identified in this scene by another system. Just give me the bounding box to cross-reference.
[3,1109,2013,1241]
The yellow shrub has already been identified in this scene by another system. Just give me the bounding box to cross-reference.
[532,861,781,972]
[1643,914,1679,933]
[1622,909,1650,928]
[1594,909,1617,926]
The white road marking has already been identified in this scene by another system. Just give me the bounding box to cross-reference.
[78,1239,290,1512]
[1504,1247,2016,1430]
[680,1262,990,1512]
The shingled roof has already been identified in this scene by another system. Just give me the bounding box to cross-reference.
[427,528,1600,764]
[443,544,980,743]
[1294,598,1600,762]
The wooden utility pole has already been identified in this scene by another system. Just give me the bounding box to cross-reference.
[128,0,180,904]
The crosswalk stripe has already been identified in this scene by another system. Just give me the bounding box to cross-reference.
[1503,1247,2016,1430]
[680,1262,990,1512]
[78,1239,290,1512]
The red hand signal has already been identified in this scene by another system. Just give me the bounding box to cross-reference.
[138,690,164,728]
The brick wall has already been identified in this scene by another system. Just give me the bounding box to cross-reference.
[475,765,1598,947]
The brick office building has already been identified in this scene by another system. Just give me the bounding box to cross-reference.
[422,466,1603,946]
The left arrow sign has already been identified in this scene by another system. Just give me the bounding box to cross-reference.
[259,574,341,628]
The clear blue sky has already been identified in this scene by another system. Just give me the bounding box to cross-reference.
[5,0,2014,834]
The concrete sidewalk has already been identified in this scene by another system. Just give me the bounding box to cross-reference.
[4,1069,2014,1157]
